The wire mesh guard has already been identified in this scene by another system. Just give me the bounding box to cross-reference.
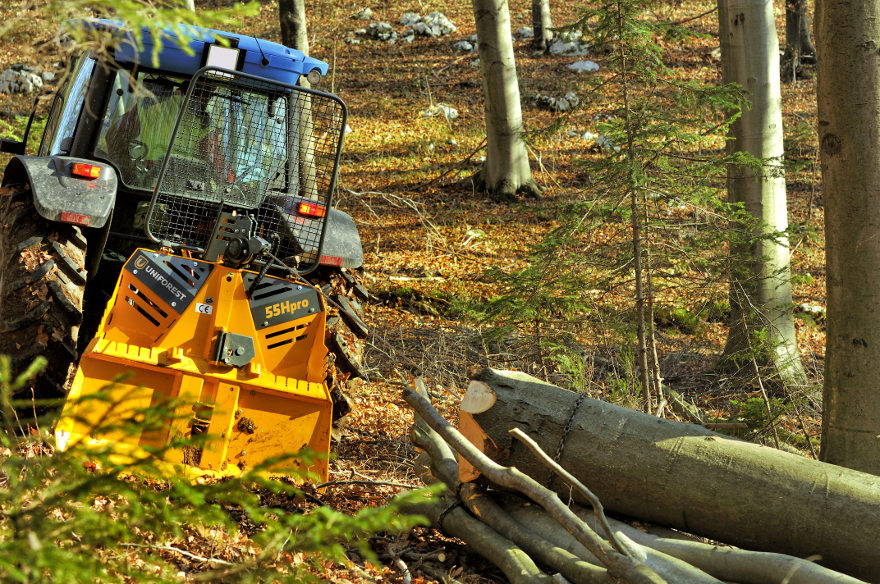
[146,69,346,270]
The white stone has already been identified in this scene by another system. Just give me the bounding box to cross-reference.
[422,11,456,36]
[0,68,43,94]
[422,104,459,120]
[399,12,421,27]
[365,22,396,42]
[549,39,590,57]
[596,135,620,152]
[568,60,599,73]
[352,8,373,20]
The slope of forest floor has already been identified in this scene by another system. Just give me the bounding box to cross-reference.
[0,1,825,582]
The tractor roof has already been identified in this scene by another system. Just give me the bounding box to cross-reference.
[81,18,328,85]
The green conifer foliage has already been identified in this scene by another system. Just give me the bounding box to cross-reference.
[0,356,430,583]
[480,1,748,409]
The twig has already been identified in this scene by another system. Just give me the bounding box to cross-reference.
[315,479,419,490]
[664,7,717,26]
[395,558,412,584]
[435,54,471,75]
[119,543,234,566]
[654,399,667,418]
[509,427,626,556]
[751,354,780,449]
[781,384,819,459]
[416,138,487,191]
[418,564,466,584]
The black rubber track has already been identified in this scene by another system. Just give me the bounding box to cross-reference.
[0,185,86,403]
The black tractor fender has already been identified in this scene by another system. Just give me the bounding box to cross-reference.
[2,155,117,229]
[320,207,364,270]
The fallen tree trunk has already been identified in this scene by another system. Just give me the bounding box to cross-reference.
[459,368,880,581]
[500,498,864,584]
[404,383,668,583]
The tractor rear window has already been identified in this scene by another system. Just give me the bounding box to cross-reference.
[94,70,187,188]
[94,69,291,196]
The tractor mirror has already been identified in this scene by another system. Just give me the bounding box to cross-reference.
[0,139,25,155]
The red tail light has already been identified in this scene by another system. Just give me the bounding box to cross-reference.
[72,163,101,179]
[297,201,326,218]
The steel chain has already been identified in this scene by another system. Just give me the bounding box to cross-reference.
[547,391,588,486]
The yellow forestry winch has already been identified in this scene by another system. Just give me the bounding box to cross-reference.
[55,246,333,480]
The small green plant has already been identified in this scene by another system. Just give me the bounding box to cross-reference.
[653,304,705,335]
[791,272,815,285]
[700,299,730,323]
[603,344,642,409]
[730,396,788,430]
[0,356,432,583]
[546,342,596,394]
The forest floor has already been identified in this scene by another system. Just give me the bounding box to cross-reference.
[0,0,826,582]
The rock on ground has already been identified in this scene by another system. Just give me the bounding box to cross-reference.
[568,60,600,73]
[0,65,45,94]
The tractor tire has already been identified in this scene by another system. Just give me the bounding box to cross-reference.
[0,184,87,404]
[311,267,369,440]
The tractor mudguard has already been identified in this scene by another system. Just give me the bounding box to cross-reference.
[321,207,364,270]
[3,155,116,228]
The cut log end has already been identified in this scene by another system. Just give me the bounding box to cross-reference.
[461,380,497,414]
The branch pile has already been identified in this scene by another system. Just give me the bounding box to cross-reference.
[403,368,880,583]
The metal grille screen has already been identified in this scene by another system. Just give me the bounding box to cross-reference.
[146,69,346,271]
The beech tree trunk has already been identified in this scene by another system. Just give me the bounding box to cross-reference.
[816,1,880,474]
[783,0,815,81]
[279,0,310,87]
[531,0,553,52]
[473,0,541,200]
[718,0,807,390]
[459,369,880,581]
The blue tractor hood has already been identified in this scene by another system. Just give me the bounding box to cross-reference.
[78,18,328,85]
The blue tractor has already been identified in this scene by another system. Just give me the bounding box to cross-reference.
[0,20,366,454]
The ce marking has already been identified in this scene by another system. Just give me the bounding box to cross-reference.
[195,303,214,315]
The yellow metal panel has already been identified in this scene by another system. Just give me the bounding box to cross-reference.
[56,354,179,453]
[56,249,333,481]
[165,375,204,466]
[227,384,331,480]
[199,381,239,472]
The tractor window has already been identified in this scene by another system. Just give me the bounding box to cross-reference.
[207,88,289,195]
[39,55,96,156]
[95,71,290,197]
[94,70,187,188]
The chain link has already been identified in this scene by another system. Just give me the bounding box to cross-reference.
[547,391,588,485]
